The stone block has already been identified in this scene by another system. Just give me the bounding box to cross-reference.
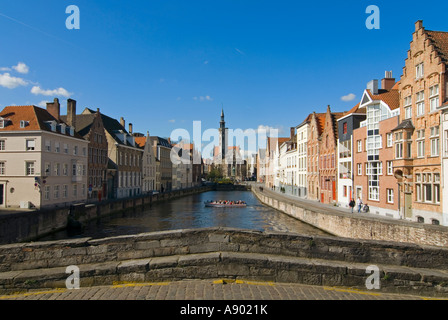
[117,259,151,274]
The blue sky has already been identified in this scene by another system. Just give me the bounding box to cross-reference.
[1,1,448,149]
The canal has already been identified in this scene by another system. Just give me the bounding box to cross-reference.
[40,191,332,241]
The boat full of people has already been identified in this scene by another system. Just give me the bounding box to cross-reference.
[204,200,247,208]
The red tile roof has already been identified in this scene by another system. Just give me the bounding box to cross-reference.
[0,105,84,139]
[366,88,400,110]
[426,30,448,63]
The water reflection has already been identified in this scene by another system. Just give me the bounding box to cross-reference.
[41,191,332,241]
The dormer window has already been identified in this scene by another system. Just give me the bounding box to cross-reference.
[0,119,4,129]
[20,120,29,128]
[45,121,57,132]
[70,127,74,136]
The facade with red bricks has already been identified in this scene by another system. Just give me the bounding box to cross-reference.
[353,76,401,218]
[393,21,448,225]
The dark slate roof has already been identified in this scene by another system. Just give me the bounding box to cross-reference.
[156,137,172,149]
[61,113,96,138]
[82,108,139,148]
[392,119,415,131]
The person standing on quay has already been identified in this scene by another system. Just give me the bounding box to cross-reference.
[349,198,355,213]
[357,197,363,213]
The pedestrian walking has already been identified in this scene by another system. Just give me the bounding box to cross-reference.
[357,197,363,213]
[349,198,355,213]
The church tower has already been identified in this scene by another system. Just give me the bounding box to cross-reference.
[219,108,228,163]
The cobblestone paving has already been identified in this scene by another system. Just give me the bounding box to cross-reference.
[0,280,441,301]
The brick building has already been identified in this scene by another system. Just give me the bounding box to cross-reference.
[318,106,344,204]
[61,102,109,201]
[307,112,326,201]
[353,75,401,218]
[393,21,448,225]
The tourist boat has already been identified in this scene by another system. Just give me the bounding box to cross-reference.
[204,201,247,208]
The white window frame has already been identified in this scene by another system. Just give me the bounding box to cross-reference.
[26,161,35,176]
[429,85,439,113]
[416,63,424,79]
[387,189,394,204]
[416,91,425,116]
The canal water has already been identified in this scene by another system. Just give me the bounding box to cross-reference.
[40,191,332,241]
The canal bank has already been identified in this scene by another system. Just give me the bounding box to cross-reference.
[0,186,213,245]
[251,185,448,247]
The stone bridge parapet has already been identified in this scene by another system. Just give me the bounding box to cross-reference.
[1,228,448,297]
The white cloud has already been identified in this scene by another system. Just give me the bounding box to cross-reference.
[168,119,176,123]
[193,96,213,102]
[38,101,48,108]
[0,67,11,72]
[12,62,29,74]
[235,48,245,55]
[341,93,356,102]
[31,86,73,98]
[0,73,28,89]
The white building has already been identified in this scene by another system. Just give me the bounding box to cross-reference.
[296,119,309,198]
[0,101,89,209]
[439,103,448,226]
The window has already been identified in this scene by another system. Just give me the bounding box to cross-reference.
[386,133,393,148]
[62,185,68,198]
[445,130,448,157]
[357,140,362,152]
[73,184,78,197]
[55,142,60,153]
[0,140,4,151]
[63,164,68,176]
[64,144,69,154]
[387,189,394,204]
[395,143,403,159]
[416,63,424,79]
[0,162,5,175]
[416,91,425,116]
[26,162,35,176]
[406,142,412,158]
[417,129,425,158]
[387,161,393,175]
[45,140,51,152]
[430,126,440,156]
[343,122,348,135]
[415,172,440,204]
[54,163,60,176]
[45,163,51,176]
[405,106,412,119]
[429,85,439,112]
[44,186,50,201]
[26,140,35,151]
[74,146,78,155]
[53,185,59,199]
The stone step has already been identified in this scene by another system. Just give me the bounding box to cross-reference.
[1,251,448,298]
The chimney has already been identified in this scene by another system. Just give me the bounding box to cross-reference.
[367,79,379,95]
[381,71,396,91]
[129,123,133,134]
[290,127,295,140]
[67,99,77,128]
[120,117,125,128]
[46,98,60,121]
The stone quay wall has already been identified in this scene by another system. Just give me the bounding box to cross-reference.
[0,186,212,245]
[1,228,448,297]
[252,187,448,248]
